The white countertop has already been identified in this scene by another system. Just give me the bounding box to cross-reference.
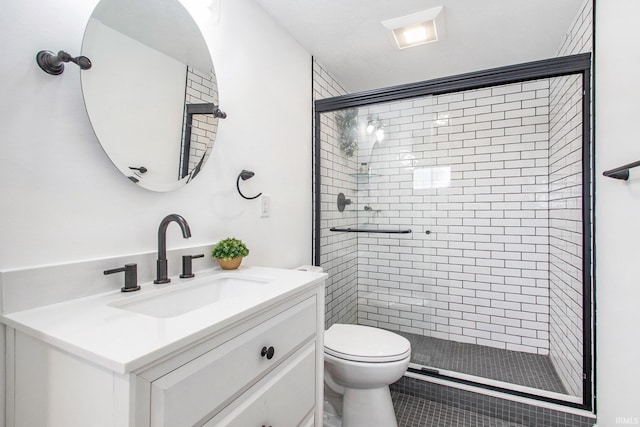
[0,266,326,374]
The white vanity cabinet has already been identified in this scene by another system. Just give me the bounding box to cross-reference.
[3,277,325,427]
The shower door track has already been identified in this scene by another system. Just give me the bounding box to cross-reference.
[313,52,594,412]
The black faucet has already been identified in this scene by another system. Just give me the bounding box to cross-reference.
[104,263,140,292]
[154,214,191,284]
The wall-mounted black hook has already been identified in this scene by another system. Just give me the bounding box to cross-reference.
[128,166,147,183]
[129,166,148,174]
[236,170,262,200]
[213,108,227,119]
[36,50,92,75]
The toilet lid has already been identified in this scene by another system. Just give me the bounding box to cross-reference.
[324,324,411,363]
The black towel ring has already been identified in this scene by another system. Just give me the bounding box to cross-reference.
[236,170,262,200]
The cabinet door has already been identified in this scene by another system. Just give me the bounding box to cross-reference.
[151,297,316,426]
[204,343,316,427]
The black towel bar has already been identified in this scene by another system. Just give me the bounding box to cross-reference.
[329,227,412,234]
[603,160,640,180]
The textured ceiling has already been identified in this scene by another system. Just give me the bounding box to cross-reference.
[254,0,585,92]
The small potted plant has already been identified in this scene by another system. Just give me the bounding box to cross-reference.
[211,238,250,270]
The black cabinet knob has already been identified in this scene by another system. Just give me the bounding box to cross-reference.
[260,346,275,360]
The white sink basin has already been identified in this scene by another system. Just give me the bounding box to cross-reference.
[110,275,273,318]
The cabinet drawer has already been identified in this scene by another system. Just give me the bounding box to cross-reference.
[204,343,316,427]
[150,296,316,426]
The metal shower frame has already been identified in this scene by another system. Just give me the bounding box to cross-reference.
[312,53,594,411]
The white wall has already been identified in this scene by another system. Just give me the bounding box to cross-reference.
[595,0,640,423]
[0,0,312,271]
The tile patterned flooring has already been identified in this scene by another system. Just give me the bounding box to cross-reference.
[390,376,595,427]
[393,391,526,427]
[393,330,567,394]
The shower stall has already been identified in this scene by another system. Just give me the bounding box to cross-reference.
[313,54,593,409]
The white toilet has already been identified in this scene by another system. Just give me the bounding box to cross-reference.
[323,324,411,427]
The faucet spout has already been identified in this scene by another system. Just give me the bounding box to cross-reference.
[154,214,191,284]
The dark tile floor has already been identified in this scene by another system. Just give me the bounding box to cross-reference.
[390,376,595,427]
[392,330,567,394]
[393,391,526,427]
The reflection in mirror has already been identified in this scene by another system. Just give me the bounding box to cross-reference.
[81,0,222,191]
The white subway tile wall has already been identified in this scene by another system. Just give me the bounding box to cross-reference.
[556,0,593,57]
[181,67,218,176]
[548,0,592,399]
[313,59,358,328]
[353,81,554,354]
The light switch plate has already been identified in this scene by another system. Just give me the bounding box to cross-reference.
[260,194,271,217]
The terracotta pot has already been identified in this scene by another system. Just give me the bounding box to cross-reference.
[217,257,243,270]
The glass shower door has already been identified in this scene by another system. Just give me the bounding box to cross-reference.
[315,71,588,404]
[350,98,439,370]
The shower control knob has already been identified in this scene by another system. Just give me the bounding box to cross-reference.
[261,346,275,360]
[425,230,432,235]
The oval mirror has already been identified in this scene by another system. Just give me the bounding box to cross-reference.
[81,0,221,191]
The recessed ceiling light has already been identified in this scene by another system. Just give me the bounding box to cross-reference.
[393,21,437,49]
[382,6,444,50]
[403,26,429,44]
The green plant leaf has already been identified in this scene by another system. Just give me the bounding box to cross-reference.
[335,108,359,158]
[211,238,250,260]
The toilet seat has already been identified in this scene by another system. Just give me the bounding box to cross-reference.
[324,324,411,363]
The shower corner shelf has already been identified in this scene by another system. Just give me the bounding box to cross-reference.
[349,172,383,182]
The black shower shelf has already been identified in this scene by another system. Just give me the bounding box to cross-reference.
[329,227,412,234]
[602,160,640,180]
